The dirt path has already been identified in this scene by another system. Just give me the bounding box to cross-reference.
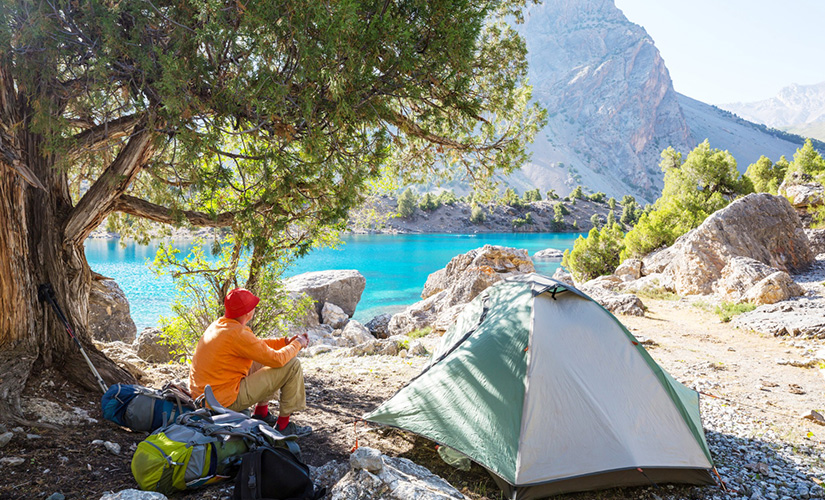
[622,298,825,443]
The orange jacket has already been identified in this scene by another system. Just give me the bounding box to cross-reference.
[188,317,302,407]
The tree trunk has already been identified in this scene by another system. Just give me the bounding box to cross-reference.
[0,125,134,425]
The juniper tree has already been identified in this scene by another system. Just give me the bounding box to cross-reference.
[0,0,545,420]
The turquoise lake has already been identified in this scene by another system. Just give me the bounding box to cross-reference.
[85,233,581,330]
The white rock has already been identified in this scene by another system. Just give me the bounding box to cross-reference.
[99,490,168,500]
[0,432,12,448]
[350,447,384,473]
[0,457,24,466]
[104,441,121,455]
[342,320,374,346]
[322,302,350,329]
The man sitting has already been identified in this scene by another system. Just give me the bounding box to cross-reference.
[189,287,312,436]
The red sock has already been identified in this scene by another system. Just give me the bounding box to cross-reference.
[276,415,290,430]
[253,404,269,418]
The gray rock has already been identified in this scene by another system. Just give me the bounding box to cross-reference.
[533,248,564,260]
[733,301,825,338]
[579,282,645,316]
[0,432,12,448]
[551,268,574,286]
[104,441,121,455]
[409,341,428,356]
[330,452,463,500]
[741,271,805,305]
[379,341,399,357]
[779,174,824,208]
[350,447,384,473]
[99,490,168,500]
[714,257,777,303]
[806,228,825,256]
[391,246,534,336]
[365,314,392,339]
[310,460,350,494]
[0,457,24,466]
[322,302,350,329]
[350,340,381,356]
[46,494,65,500]
[342,321,374,346]
[614,259,642,281]
[88,278,137,342]
[640,246,676,276]
[95,340,149,381]
[285,270,366,317]
[301,345,335,357]
[134,328,180,364]
[661,194,813,296]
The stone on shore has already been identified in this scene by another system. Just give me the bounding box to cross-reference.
[533,248,564,260]
[322,302,350,329]
[88,278,136,343]
[134,328,181,364]
[285,270,366,318]
[389,245,533,336]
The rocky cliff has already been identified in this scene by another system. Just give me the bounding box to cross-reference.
[505,0,808,203]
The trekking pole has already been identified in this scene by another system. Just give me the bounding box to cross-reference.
[38,283,108,393]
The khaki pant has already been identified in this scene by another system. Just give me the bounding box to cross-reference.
[228,357,306,416]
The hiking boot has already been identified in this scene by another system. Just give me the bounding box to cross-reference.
[277,421,312,437]
[252,413,278,426]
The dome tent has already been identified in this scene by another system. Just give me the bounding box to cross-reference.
[364,274,715,499]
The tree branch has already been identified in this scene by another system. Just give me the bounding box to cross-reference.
[65,114,143,163]
[113,195,236,228]
[64,121,155,246]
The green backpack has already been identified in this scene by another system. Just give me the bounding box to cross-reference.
[131,387,300,495]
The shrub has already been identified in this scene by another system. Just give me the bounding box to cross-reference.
[607,197,617,210]
[470,204,486,224]
[546,189,559,200]
[588,191,606,203]
[503,187,527,208]
[562,224,625,283]
[590,213,601,230]
[438,190,458,206]
[513,212,534,228]
[745,156,786,194]
[419,193,440,212]
[408,326,432,339]
[569,185,584,200]
[397,188,417,218]
[523,188,542,202]
[714,302,757,322]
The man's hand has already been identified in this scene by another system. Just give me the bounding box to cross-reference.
[297,333,309,348]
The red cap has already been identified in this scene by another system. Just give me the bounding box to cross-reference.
[224,288,260,319]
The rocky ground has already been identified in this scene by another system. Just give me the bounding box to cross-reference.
[1,294,823,500]
[347,195,617,234]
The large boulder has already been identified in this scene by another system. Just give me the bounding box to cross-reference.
[779,172,825,209]
[390,246,534,335]
[421,245,534,300]
[88,278,136,342]
[714,257,778,303]
[806,228,825,255]
[328,447,464,500]
[741,271,805,305]
[134,328,180,364]
[285,270,366,318]
[659,194,813,296]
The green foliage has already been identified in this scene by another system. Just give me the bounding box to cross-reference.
[589,213,601,230]
[606,210,616,227]
[553,202,568,224]
[588,191,606,203]
[408,327,432,339]
[512,212,534,228]
[788,139,825,177]
[419,193,440,212]
[397,188,418,218]
[714,302,757,323]
[470,204,486,224]
[4,0,547,333]
[607,197,617,210]
[438,190,458,206]
[503,187,527,208]
[622,141,751,259]
[745,156,786,194]
[546,189,559,200]
[523,188,542,202]
[151,237,315,359]
[569,185,585,200]
[562,224,625,283]
[619,198,642,227]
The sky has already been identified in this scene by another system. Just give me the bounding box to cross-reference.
[614,0,825,105]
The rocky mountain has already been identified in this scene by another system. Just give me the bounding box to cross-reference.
[504,0,811,203]
[720,81,825,141]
